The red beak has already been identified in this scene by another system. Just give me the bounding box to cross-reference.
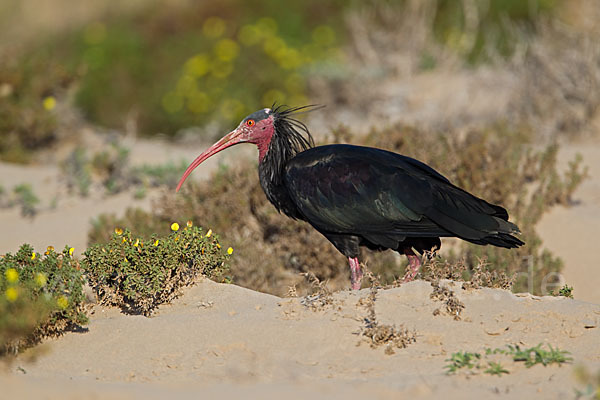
[176,128,243,192]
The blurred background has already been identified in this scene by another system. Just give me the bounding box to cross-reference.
[1,0,599,300]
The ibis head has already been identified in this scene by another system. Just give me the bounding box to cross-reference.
[176,106,316,192]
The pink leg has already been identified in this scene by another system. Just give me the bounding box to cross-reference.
[402,248,421,282]
[348,257,363,290]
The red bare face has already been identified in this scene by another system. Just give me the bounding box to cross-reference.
[176,108,275,192]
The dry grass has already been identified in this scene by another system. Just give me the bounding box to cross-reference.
[429,281,465,321]
[299,272,335,311]
[356,283,416,355]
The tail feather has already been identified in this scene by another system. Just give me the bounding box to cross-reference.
[468,232,524,249]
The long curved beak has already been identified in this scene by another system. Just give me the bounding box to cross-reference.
[176,128,243,192]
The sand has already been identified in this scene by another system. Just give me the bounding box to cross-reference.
[2,279,599,399]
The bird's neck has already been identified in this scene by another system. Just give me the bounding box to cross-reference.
[258,134,294,187]
[256,137,271,163]
[257,137,299,218]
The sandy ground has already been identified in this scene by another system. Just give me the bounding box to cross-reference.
[2,279,599,399]
[537,137,600,304]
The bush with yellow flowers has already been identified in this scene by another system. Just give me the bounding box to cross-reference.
[0,244,88,355]
[83,222,231,316]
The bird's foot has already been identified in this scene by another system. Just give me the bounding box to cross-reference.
[348,257,363,290]
[401,252,421,283]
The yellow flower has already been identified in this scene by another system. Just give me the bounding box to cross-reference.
[216,243,221,249]
[186,220,193,228]
[153,239,159,246]
[57,295,69,310]
[171,222,180,232]
[133,239,140,247]
[69,247,75,256]
[45,245,55,256]
[122,237,127,243]
[31,252,36,260]
[35,272,47,287]
[5,287,18,302]
[115,228,123,235]
[205,229,212,238]
[43,96,56,111]
[5,268,18,283]
[227,247,234,255]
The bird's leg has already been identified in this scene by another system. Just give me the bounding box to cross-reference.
[348,257,363,290]
[402,248,421,282]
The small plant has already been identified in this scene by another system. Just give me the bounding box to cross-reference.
[508,343,573,368]
[91,141,130,195]
[445,351,482,374]
[551,284,574,299]
[83,222,231,316]
[61,141,194,199]
[0,183,42,217]
[131,160,189,190]
[12,184,40,217]
[61,148,92,197]
[446,344,572,375]
[1,244,88,355]
[485,361,509,376]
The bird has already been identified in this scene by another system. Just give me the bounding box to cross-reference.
[176,105,524,290]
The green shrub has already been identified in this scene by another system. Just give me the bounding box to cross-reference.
[131,160,190,190]
[0,183,40,217]
[83,222,231,316]
[1,244,88,355]
[61,147,92,197]
[12,183,40,217]
[0,50,75,163]
[50,1,346,136]
[60,140,189,198]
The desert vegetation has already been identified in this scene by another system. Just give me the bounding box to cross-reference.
[1,222,231,354]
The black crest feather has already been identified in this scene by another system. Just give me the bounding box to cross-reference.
[261,104,321,185]
[271,103,320,152]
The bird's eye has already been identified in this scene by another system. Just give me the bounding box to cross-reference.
[246,119,255,127]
